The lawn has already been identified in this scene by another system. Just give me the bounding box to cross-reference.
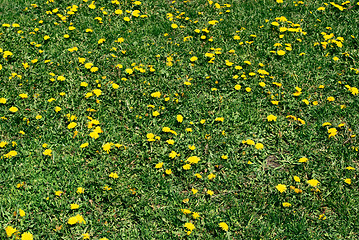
[0,0,358,239]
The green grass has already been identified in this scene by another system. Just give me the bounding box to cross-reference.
[0,0,359,239]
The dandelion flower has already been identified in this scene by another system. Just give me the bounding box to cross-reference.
[276,184,286,193]
[219,222,229,231]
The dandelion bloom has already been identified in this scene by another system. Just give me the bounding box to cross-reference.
[307,179,319,187]
[177,114,183,122]
[5,226,17,237]
[21,232,33,240]
[43,149,52,156]
[190,56,198,62]
[298,157,308,163]
[267,115,277,122]
[9,106,19,112]
[276,184,286,193]
[219,222,229,231]
[184,222,195,231]
[109,172,119,179]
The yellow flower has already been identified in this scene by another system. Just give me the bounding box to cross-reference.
[184,222,195,231]
[307,179,319,187]
[277,50,286,55]
[77,187,84,194]
[267,115,277,122]
[208,173,216,180]
[327,96,335,102]
[68,122,77,129]
[219,222,229,231]
[328,128,337,138]
[276,184,286,193]
[0,98,7,104]
[215,117,224,122]
[55,106,61,112]
[19,93,28,98]
[98,38,106,44]
[5,226,17,237]
[181,209,191,214]
[298,157,308,163]
[21,232,33,240]
[177,114,183,122]
[71,204,80,209]
[84,63,93,69]
[166,139,175,145]
[183,164,191,170]
[102,143,112,153]
[109,172,119,179]
[171,23,178,29]
[191,188,198,194]
[152,111,160,117]
[186,156,200,164]
[55,190,63,196]
[80,142,89,148]
[43,149,52,156]
[82,233,90,239]
[194,173,202,179]
[68,214,86,225]
[255,143,264,150]
[293,176,300,182]
[93,89,102,96]
[90,67,98,72]
[9,106,19,112]
[165,169,172,175]
[190,56,198,62]
[234,84,241,90]
[282,202,292,207]
[19,209,25,217]
[344,178,351,185]
[206,190,214,195]
[322,122,331,127]
[151,91,161,98]
[155,162,163,169]
[192,212,200,219]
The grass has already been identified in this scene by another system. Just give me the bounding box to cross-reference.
[0,0,359,239]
